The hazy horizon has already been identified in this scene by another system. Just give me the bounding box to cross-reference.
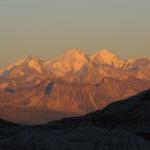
[0,0,150,67]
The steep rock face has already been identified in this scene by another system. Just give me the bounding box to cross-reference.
[0,76,149,124]
[0,90,150,149]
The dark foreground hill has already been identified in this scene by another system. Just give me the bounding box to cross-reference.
[0,89,150,150]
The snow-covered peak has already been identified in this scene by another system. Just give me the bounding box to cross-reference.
[24,56,41,63]
[97,49,115,56]
[91,49,118,61]
[22,56,42,73]
[91,49,128,68]
[0,58,26,76]
[2,56,41,69]
[49,49,90,76]
[62,48,89,60]
[0,56,43,77]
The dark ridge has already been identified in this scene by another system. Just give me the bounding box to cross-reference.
[0,119,19,128]
[0,89,150,149]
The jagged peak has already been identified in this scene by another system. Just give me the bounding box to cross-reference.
[91,49,119,59]
[0,56,43,76]
[63,48,89,59]
[50,49,90,74]
[91,49,128,68]
[24,56,43,73]
[53,48,90,63]
[24,55,41,63]
[65,48,83,54]
[7,56,42,67]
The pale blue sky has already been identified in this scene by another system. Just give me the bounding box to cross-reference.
[0,0,150,67]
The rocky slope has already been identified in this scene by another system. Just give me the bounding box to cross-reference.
[0,49,150,124]
[0,89,150,150]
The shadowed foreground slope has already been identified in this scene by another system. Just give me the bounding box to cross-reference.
[0,89,150,150]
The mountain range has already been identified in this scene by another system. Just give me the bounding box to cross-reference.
[0,48,150,124]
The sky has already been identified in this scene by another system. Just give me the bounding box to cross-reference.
[0,0,150,67]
